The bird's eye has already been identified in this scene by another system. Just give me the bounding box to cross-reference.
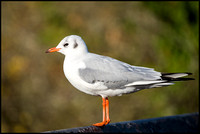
[64,43,69,47]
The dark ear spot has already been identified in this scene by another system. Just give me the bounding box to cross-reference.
[73,41,78,48]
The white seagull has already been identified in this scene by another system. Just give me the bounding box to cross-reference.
[46,35,194,127]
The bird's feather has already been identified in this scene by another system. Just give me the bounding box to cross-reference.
[79,53,161,89]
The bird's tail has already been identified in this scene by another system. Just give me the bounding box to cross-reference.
[161,72,195,81]
[125,72,194,92]
[150,72,195,88]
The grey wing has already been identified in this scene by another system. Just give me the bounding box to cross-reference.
[78,53,161,89]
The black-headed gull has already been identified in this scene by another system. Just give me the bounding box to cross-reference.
[46,35,194,126]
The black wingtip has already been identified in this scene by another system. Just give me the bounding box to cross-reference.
[161,72,194,81]
[161,72,193,75]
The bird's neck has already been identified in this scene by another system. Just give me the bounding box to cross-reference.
[64,51,88,64]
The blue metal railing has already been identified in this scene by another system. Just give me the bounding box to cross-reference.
[43,112,199,133]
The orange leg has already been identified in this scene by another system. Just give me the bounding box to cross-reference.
[105,97,111,125]
[93,97,111,126]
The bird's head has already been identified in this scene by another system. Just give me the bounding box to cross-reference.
[46,35,88,58]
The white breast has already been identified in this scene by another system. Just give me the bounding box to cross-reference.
[63,58,108,96]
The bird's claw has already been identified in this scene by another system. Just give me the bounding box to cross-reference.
[93,119,111,127]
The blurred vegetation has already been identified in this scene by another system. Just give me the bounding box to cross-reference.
[1,1,199,132]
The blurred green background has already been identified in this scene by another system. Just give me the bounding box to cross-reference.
[1,1,199,132]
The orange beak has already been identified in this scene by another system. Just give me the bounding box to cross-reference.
[46,47,61,53]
